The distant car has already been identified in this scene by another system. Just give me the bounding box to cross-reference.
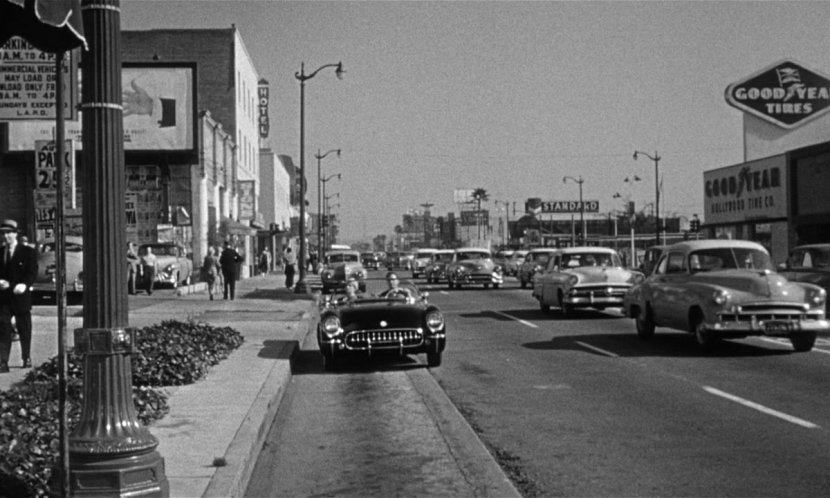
[777,244,830,313]
[638,245,669,275]
[623,240,829,351]
[424,249,455,284]
[386,251,413,270]
[320,250,368,294]
[504,250,528,276]
[33,236,84,304]
[533,247,643,316]
[446,248,504,289]
[411,248,438,278]
[518,248,559,289]
[139,243,193,288]
[314,280,446,370]
[492,249,514,269]
[361,251,381,270]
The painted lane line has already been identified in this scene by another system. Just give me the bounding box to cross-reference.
[491,310,538,328]
[575,341,619,358]
[703,386,819,429]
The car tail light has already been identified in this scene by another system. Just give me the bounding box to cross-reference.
[426,310,444,332]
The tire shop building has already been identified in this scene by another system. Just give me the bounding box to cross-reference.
[705,58,830,263]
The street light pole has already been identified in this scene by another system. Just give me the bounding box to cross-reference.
[563,176,586,244]
[321,173,341,259]
[295,61,343,293]
[315,148,340,262]
[634,150,661,245]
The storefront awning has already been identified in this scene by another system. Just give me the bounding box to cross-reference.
[220,217,256,236]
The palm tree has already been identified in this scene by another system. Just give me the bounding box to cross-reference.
[472,188,488,240]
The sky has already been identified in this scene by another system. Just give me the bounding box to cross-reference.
[122,0,830,244]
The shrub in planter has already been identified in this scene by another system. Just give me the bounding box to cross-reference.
[0,319,243,497]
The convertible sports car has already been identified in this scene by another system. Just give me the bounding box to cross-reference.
[320,250,368,293]
[315,281,446,370]
[446,248,504,289]
[623,240,829,351]
[532,246,643,316]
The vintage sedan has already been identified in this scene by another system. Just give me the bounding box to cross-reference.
[385,251,413,270]
[33,236,84,304]
[623,240,829,352]
[320,250,368,293]
[410,248,438,278]
[518,248,559,289]
[315,281,446,370]
[424,249,455,284]
[533,246,643,316]
[503,250,528,276]
[777,244,830,313]
[139,243,194,288]
[446,248,504,289]
[360,251,382,270]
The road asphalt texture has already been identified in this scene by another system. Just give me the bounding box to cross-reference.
[0,272,519,497]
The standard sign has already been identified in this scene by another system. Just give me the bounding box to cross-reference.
[725,59,830,129]
[540,200,600,213]
[0,37,79,120]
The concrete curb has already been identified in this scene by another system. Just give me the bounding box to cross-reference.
[202,311,313,498]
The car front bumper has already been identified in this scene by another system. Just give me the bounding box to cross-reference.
[564,286,629,307]
[708,316,830,336]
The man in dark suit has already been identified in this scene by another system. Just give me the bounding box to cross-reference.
[0,219,38,372]
[219,241,242,300]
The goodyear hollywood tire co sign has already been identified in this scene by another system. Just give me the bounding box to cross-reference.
[725,59,830,129]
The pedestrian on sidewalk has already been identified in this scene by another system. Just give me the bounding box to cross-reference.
[0,219,38,372]
[140,246,158,295]
[127,241,140,295]
[220,241,242,300]
[283,247,297,289]
[258,248,271,278]
[201,246,222,300]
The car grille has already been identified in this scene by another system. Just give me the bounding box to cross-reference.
[570,285,630,298]
[345,328,424,351]
[719,302,821,322]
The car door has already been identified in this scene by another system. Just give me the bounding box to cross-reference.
[650,251,689,328]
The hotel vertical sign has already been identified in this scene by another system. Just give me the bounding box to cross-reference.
[725,59,830,129]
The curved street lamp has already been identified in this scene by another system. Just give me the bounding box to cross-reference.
[295,61,344,293]
[563,175,586,244]
[316,149,341,259]
[634,150,661,245]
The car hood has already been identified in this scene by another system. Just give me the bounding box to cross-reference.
[452,260,494,271]
[569,266,635,284]
[690,270,810,300]
[778,269,830,290]
[339,302,424,330]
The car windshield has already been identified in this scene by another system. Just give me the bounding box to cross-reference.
[144,245,179,256]
[689,247,773,272]
[328,253,359,264]
[561,252,620,267]
[791,247,830,269]
[528,252,552,263]
[434,253,454,262]
[456,251,488,260]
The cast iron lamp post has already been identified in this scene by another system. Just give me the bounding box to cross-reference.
[634,150,661,245]
[295,61,344,293]
[315,148,340,262]
[320,173,341,259]
[563,175,586,244]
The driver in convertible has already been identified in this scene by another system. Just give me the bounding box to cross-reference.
[336,278,364,305]
[379,271,413,300]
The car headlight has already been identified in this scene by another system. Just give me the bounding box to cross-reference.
[321,315,342,338]
[712,289,730,305]
[811,288,827,307]
[322,270,333,279]
[426,310,444,332]
[165,264,174,272]
[567,275,579,287]
[493,265,503,274]
[454,267,465,275]
[629,272,645,285]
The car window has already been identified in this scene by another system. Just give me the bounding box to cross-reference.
[689,247,772,271]
[457,251,487,260]
[665,253,686,274]
[655,253,669,275]
[561,252,619,267]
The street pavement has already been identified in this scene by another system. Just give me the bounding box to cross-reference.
[0,270,518,497]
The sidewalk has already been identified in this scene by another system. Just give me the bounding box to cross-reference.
[2,271,519,497]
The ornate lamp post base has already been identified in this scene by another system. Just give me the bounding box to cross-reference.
[294,280,310,294]
[67,451,167,497]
